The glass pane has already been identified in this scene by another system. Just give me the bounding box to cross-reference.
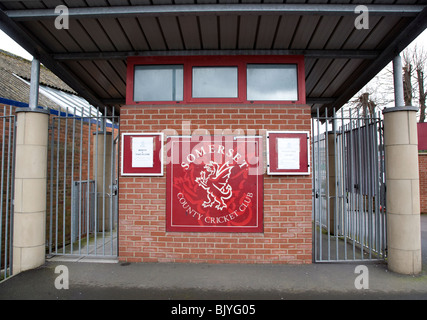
[192,67,238,98]
[134,65,183,101]
[247,64,298,101]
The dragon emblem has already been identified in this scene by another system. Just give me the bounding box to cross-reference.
[195,161,234,211]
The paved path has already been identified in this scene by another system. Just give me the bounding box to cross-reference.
[0,215,426,302]
[1,259,427,300]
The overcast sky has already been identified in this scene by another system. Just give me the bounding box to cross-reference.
[0,29,33,60]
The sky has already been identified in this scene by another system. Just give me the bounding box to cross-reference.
[0,29,33,60]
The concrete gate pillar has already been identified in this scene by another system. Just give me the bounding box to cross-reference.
[13,108,49,274]
[383,54,422,275]
[383,106,422,275]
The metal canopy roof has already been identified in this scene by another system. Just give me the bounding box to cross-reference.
[0,1,426,117]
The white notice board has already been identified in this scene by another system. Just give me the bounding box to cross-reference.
[277,138,300,170]
[132,136,154,168]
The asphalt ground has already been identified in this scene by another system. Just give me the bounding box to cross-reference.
[1,260,427,300]
[0,215,426,308]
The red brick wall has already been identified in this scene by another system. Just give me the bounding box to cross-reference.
[118,104,312,264]
[419,154,427,214]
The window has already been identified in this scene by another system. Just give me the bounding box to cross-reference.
[127,56,305,105]
[192,67,238,98]
[133,65,183,102]
[247,64,298,101]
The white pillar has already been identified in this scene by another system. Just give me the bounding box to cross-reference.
[383,53,422,275]
[383,107,421,274]
[13,108,49,274]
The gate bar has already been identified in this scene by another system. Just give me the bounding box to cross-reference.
[86,106,91,255]
[110,107,115,255]
[70,106,76,253]
[94,107,99,254]
[62,108,68,254]
[316,107,322,261]
[0,106,6,275]
[333,108,339,259]
[5,106,13,276]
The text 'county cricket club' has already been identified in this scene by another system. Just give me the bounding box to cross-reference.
[166,136,264,233]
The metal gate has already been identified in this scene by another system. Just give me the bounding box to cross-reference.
[312,108,387,262]
[0,106,15,280]
[47,106,119,258]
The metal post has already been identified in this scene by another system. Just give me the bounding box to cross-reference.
[110,107,115,255]
[393,54,405,108]
[325,108,330,260]
[316,108,322,261]
[29,58,40,110]
[48,115,54,255]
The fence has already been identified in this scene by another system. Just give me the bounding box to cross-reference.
[312,108,387,262]
[47,106,119,258]
[0,106,16,280]
[71,180,95,244]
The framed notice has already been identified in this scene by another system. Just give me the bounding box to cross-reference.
[121,133,163,176]
[267,131,310,175]
[166,136,263,233]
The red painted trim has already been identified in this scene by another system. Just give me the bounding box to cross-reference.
[267,131,310,175]
[126,59,135,105]
[126,55,306,105]
[418,122,427,151]
[121,133,163,176]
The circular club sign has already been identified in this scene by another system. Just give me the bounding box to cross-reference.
[166,136,263,233]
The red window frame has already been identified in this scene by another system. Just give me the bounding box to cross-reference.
[266,131,310,175]
[126,55,306,105]
[121,132,164,176]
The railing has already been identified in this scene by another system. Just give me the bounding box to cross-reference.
[312,108,386,262]
[0,106,16,280]
[47,106,119,258]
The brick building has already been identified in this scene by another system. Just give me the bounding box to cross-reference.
[119,104,312,264]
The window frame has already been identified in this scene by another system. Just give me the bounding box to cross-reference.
[133,64,184,102]
[246,63,299,102]
[126,55,305,105]
[191,65,240,100]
